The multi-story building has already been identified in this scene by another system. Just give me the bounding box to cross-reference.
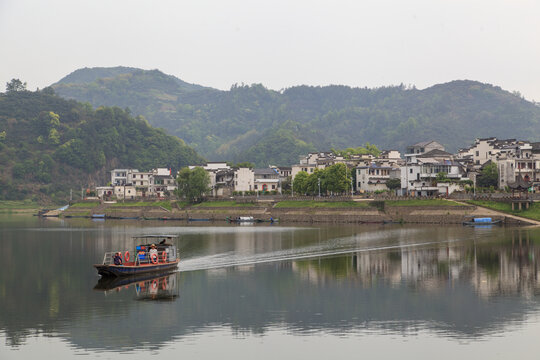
[234,167,255,193]
[356,164,401,193]
[106,167,175,199]
[401,143,466,196]
[151,168,177,198]
[254,168,281,193]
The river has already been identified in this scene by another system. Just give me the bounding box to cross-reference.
[1,215,539,359]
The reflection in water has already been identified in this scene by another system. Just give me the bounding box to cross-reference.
[292,228,540,299]
[1,215,540,357]
[94,272,179,301]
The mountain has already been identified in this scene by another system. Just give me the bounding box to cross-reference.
[52,67,540,166]
[0,87,205,202]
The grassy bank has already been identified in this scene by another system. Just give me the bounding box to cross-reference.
[274,200,371,208]
[110,201,173,211]
[191,201,256,208]
[385,199,461,207]
[0,200,41,213]
[70,202,100,208]
[468,200,540,221]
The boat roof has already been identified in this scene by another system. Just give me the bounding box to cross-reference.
[132,235,179,239]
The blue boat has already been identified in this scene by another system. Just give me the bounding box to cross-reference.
[94,235,180,277]
[463,217,502,226]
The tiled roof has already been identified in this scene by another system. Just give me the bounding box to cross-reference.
[416,149,453,158]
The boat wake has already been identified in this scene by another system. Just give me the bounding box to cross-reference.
[178,237,465,272]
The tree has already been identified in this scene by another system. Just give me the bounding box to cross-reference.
[477,162,498,188]
[6,79,27,92]
[436,172,448,182]
[175,167,210,203]
[386,178,401,190]
[230,161,255,168]
[292,171,309,195]
[325,163,349,194]
[306,168,326,195]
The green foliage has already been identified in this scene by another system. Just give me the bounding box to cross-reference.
[175,167,210,203]
[477,163,498,188]
[0,89,205,202]
[292,171,309,195]
[385,199,461,207]
[468,200,540,221]
[436,172,448,181]
[386,178,402,190]
[111,200,173,210]
[292,164,352,195]
[274,200,370,208]
[191,201,255,207]
[332,143,381,158]
[241,127,316,167]
[229,161,255,168]
[6,79,27,92]
[53,68,540,167]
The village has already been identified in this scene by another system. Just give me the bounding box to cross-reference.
[94,137,539,201]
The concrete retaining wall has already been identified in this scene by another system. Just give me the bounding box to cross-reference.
[60,203,535,225]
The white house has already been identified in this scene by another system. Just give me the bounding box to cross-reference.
[401,148,466,196]
[234,167,255,193]
[356,164,401,193]
[254,168,281,193]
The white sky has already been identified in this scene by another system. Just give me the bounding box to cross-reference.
[1,0,539,100]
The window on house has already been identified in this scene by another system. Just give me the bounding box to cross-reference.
[254,185,258,190]
[475,151,479,156]
[272,185,275,189]
[410,168,413,173]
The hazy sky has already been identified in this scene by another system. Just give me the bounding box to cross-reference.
[1,0,539,100]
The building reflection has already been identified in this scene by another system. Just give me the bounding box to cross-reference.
[292,228,540,298]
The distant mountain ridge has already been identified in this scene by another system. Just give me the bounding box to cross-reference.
[52,67,540,166]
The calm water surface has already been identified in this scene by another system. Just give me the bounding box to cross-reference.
[1,215,540,359]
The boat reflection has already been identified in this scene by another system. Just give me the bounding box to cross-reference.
[94,272,179,301]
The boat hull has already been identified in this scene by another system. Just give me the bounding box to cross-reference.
[94,259,180,277]
[463,220,502,226]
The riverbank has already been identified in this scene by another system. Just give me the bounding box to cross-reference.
[0,200,41,214]
[39,199,534,225]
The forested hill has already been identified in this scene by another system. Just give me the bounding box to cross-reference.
[52,67,540,166]
[0,88,205,202]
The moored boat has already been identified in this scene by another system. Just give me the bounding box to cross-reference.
[226,216,266,223]
[463,217,502,226]
[94,235,180,277]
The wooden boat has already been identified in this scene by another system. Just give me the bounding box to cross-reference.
[94,235,180,277]
[463,217,502,226]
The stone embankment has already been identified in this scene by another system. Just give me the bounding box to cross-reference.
[59,201,535,225]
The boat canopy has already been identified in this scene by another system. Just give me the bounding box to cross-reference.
[131,235,179,239]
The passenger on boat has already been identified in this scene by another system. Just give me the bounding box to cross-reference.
[113,252,123,265]
[149,244,158,257]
